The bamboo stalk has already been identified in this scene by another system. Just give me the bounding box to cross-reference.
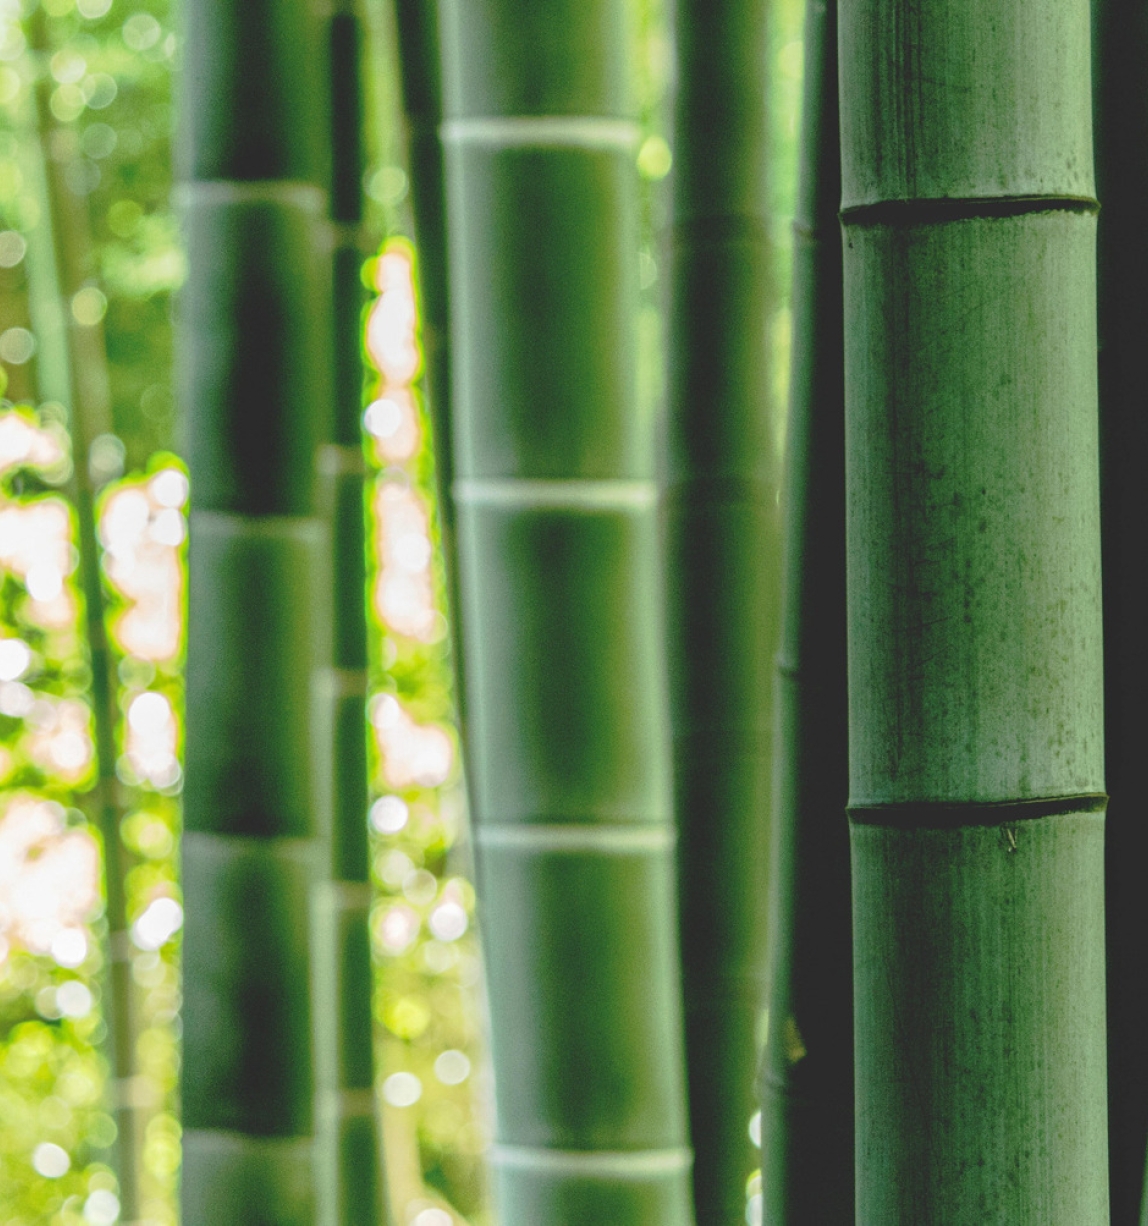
[1090,2,1148,1218]
[840,0,1108,1218]
[665,2,780,1221]
[311,2,388,1221]
[19,12,141,1218]
[177,1,331,1220]
[759,0,851,1218]
[437,2,694,1221]
[391,0,451,525]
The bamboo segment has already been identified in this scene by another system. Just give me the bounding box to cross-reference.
[841,0,1107,1212]
[310,1,387,1219]
[178,1,330,1219]
[438,2,694,1220]
[666,3,780,1220]
[1090,2,1148,1217]
[759,0,852,1218]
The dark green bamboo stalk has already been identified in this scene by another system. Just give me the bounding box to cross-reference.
[311,3,388,1222]
[20,12,141,1217]
[665,3,780,1222]
[177,1,331,1221]
[759,0,851,1219]
[437,2,694,1221]
[1090,2,1148,1218]
[391,0,450,524]
[840,0,1107,1218]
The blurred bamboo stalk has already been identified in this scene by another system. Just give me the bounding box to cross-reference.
[311,0,389,1221]
[759,0,852,1217]
[665,1,781,1219]
[19,10,142,1219]
[437,2,694,1220]
[176,0,331,1220]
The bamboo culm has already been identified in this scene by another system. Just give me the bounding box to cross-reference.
[1090,0,1148,1217]
[437,1,694,1221]
[21,11,142,1216]
[840,0,1108,1219]
[311,2,388,1223]
[177,0,331,1221]
[665,1,780,1221]
[759,0,852,1218]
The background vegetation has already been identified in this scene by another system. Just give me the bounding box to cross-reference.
[0,0,802,1222]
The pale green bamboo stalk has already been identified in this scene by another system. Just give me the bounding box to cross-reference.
[437,1,694,1221]
[759,0,851,1218]
[177,1,331,1221]
[840,0,1107,1218]
[665,2,780,1221]
[311,3,388,1222]
[19,12,141,1217]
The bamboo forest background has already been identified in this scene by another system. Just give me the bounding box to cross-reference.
[0,0,804,1222]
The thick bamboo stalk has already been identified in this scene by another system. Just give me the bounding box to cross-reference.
[437,2,694,1221]
[1090,2,1148,1218]
[177,1,331,1221]
[665,3,779,1222]
[311,2,388,1221]
[759,0,851,1219]
[20,12,141,1217]
[840,0,1107,1219]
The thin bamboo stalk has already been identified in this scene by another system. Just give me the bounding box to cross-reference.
[20,12,141,1217]
[665,2,780,1222]
[177,1,331,1220]
[391,0,451,526]
[840,0,1108,1218]
[1090,2,1148,1218]
[759,0,851,1218]
[437,2,694,1221]
[311,2,388,1221]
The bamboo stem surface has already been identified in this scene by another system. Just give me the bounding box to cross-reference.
[177,1,331,1220]
[666,2,780,1221]
[840,0,1108,1218]
[438,3,694,1221]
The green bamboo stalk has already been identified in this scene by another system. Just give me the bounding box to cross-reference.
[840,0,1107,1218]
[19,12,142,1218]
[391,0,451,523]
[389,0,469,730]
[177,1,331,1221]
[311,2,388,1222]
[437,2,694,1221]
[1090,2,1148,1218]
[664,3,780,1222]
[759,0,851,1218]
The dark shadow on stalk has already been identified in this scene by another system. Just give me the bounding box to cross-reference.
[759,0,852,1219]
[1092,1,1148,1220]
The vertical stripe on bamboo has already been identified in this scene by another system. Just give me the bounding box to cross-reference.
[438,2,694,1221]
[840,0,1107,1219]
